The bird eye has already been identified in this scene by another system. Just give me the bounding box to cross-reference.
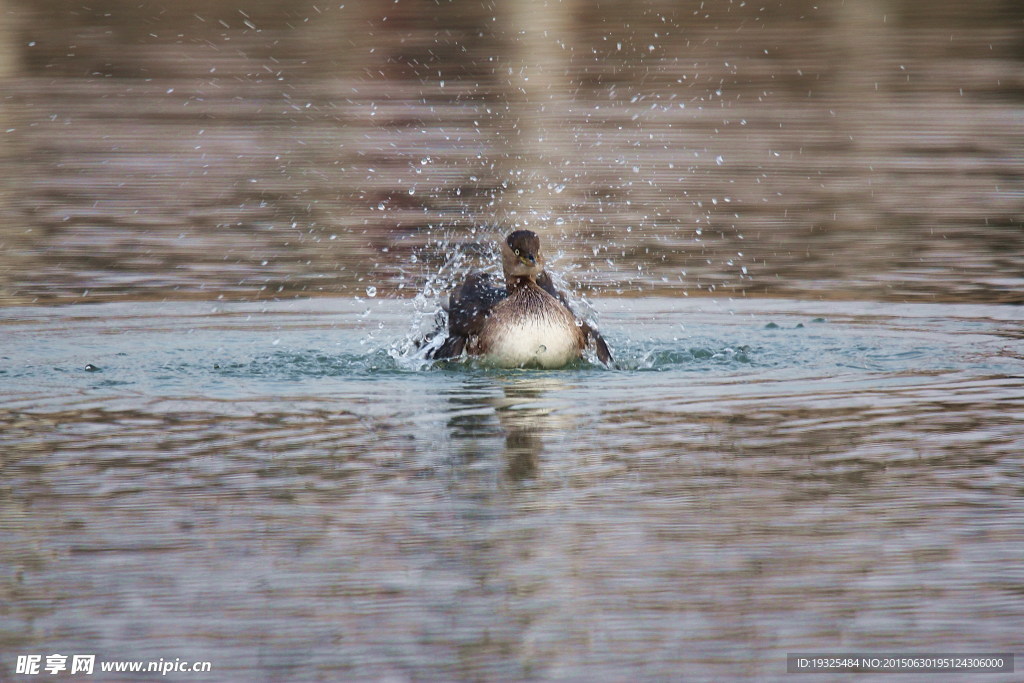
[514,248,520,256]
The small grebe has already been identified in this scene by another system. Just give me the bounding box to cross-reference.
[428,230,613,368]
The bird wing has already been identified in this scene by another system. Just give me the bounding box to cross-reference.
[536,271,614,366]
[429,271,506,359]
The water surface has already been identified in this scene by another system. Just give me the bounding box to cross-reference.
[1,0,1022,304]
[2,298,1022,679]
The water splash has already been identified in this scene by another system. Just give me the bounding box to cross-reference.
[386,224,507,366]
[385,225,618,369]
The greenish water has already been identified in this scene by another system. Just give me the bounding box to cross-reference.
[2,297,1022,679]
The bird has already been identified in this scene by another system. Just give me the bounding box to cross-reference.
[427,230,613,368]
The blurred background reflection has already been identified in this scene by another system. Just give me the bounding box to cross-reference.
[0,0,1020,305]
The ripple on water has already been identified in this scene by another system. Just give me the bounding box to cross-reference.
[0,298,1022,680]
[214,338,763,378]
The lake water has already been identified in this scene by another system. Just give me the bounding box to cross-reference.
[2,297,1022,679]
[1,0,1023,680]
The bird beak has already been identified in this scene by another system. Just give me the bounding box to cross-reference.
[519,252,536,266]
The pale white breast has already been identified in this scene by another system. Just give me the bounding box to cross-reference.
[482,317,582,368]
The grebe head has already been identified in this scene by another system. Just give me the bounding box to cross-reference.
[501,230,545,280]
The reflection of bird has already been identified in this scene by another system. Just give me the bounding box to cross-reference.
[428,230,613,368]
[491,377,572,480]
